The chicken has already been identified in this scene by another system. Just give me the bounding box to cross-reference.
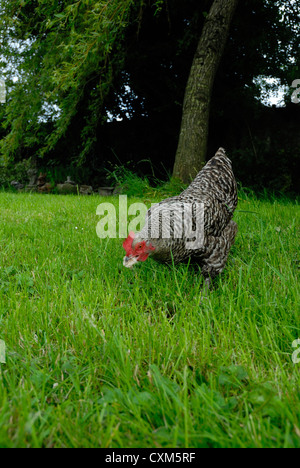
[123,147,238,286]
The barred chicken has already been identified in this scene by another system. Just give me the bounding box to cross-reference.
[123,148,238,286]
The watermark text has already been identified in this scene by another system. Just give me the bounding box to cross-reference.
[292,339,300,364]
[0,340,6,364]
[96,196,204,250]
[291,79,300,104]
[0,79,6,103]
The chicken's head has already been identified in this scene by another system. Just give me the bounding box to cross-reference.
[123,231,155,268]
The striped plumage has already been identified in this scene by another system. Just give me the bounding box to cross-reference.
[123,148,238,286]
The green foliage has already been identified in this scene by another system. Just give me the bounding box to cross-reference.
[106,163,152,197]
[0,0,299,192]
[106,163,187,197]
[0,159,30,187]
[0,0,136,162]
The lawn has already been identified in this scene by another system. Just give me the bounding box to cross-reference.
[0,191,299,448]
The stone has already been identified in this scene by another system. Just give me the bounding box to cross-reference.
[27,167,38,186]
[56,183,77,194]
[38,182,52,193]
[113,185,123,195]
[98,187,115,196]
[10,180,24,191]
[80,185,93,195]
[35,172,53,193]
[25,185,38,193]
[64,176,76,185]
[37,173,47,188]
[25,157,38,191]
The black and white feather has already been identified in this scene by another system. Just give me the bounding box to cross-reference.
[123,148,238,285]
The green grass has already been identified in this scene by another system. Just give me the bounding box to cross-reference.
[0,191,299,448]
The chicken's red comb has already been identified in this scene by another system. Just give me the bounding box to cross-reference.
[123,231,135,256]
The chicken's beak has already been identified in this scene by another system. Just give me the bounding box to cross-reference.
[123,255,139,268]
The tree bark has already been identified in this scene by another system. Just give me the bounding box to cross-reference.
[172,0,239,183]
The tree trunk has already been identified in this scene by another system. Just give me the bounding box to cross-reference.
[172,0,239,183]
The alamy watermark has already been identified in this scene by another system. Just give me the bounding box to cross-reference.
[292,339,300,364]
[0,340,6,364]
[96,195,204,250]
[291,79,300,104]
[0,79,6,103]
